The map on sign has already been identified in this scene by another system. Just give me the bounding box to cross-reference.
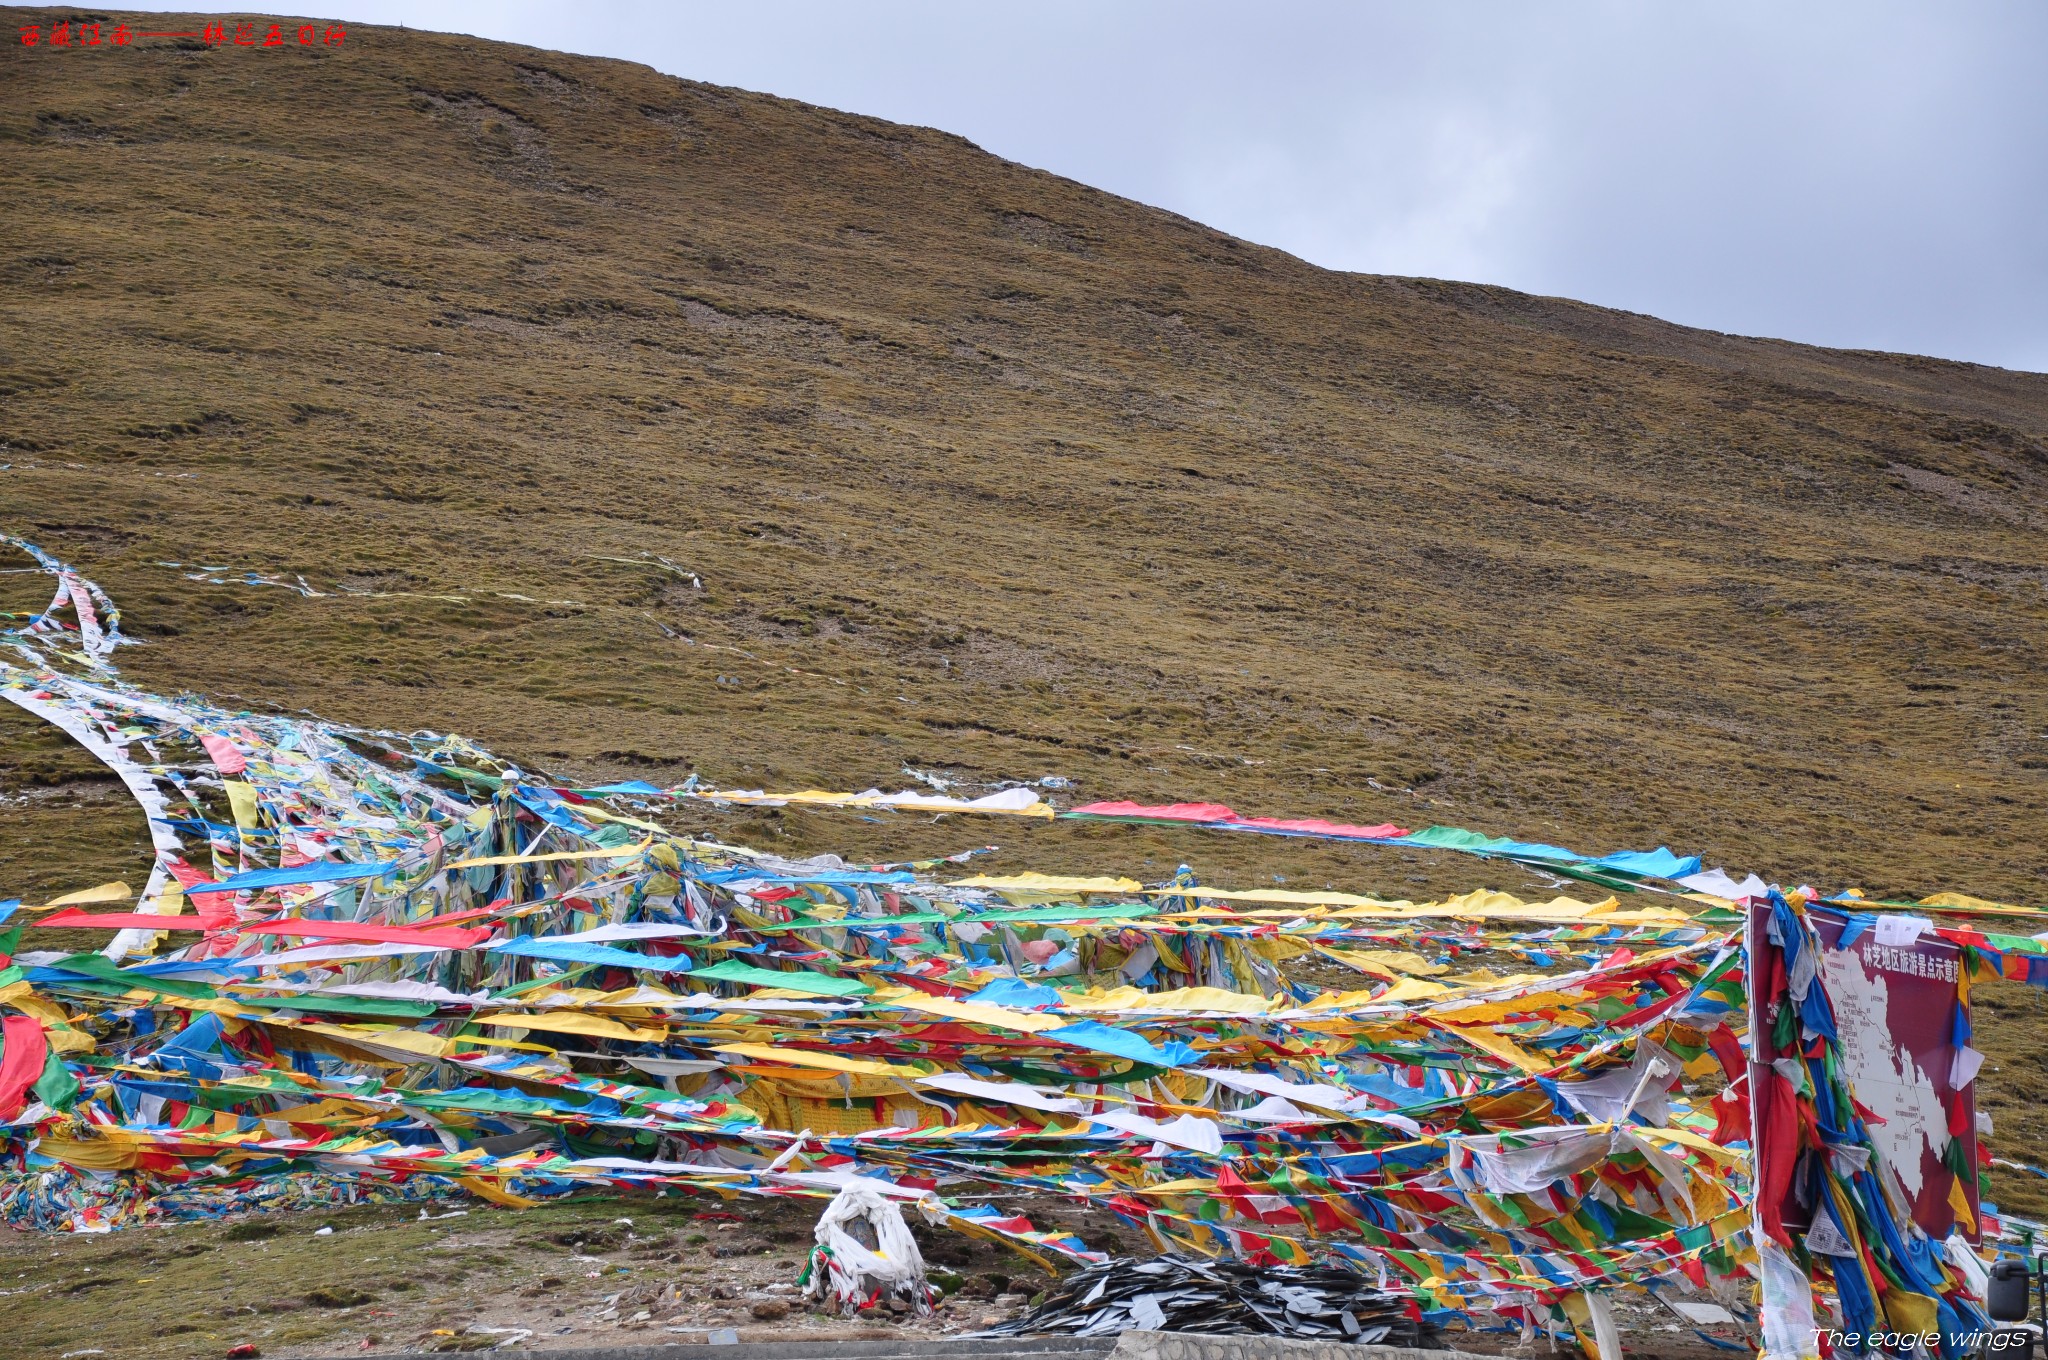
[1813,915,1976,1240]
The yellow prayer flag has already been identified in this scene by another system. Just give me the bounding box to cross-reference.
[712,1042,923,1078]
[481,1012,667,1042]
[1439,1023,1550,1072]
[32,881,132,910]
[872,987,1065,1032]
[456,1175,542,1209]
[223,779,261,830]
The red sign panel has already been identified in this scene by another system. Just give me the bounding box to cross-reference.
[1750,903,1977,1244]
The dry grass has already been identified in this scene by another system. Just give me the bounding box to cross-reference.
[3,2,2048,1297]
[3,12,2044,907]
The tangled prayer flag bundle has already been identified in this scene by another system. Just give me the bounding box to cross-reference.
[3,532,2045,1359]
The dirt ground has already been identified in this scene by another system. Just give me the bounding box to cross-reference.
[0,1185,1761,1360]
[0,1188,1115,1359]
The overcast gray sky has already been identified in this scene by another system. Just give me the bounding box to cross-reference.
[135,2,2048,371]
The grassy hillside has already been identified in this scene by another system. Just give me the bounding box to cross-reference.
[3,12,2046,906]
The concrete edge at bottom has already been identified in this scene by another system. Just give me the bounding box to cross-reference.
[1107,1331,1507,1360]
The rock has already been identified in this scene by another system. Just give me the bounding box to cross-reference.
[710,1283,737,1300]
[750,1300,791,1321]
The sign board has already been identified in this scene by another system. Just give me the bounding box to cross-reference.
[1810,912,1976,1240]
[1749,903,1976,1244]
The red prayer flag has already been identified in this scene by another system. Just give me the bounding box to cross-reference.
[236,920,493,948]
[36,910,213,931]
[0,1016,50,1120]
[1067,800,1240,822]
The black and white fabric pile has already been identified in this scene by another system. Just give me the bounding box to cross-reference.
[974,1255,1435,1345]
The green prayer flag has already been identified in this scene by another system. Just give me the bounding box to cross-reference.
[691,959,872,996]
[33,1051,79,1112]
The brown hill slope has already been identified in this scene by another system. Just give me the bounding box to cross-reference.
[3,9,2047,907]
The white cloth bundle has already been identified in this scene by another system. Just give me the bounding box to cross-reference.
[805,1178,931,1315]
